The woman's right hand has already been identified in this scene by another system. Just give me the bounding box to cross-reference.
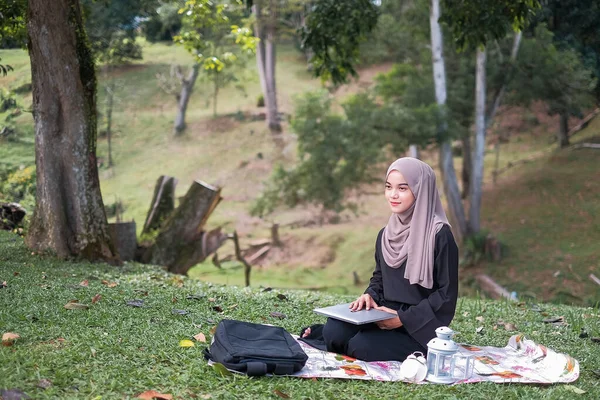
[349,294,377,311]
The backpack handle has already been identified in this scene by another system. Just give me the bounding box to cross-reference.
[246,361,268,376]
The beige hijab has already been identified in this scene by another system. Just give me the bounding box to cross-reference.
[381,157,449,289]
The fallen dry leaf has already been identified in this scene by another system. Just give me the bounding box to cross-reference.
[200,395,212,399]
[126,299,145,308]
[64,301,89,310]
[476,316,485,322]
[193,332,206,343]
[276,294,288,301]
[564,385,586,395]
[180,339,195,348]
[209,325,217,335]
[136,390,173,400]
[228,304,238,310]
[273,389,290,399]
[79,280,89,287]
[13,272,19,276]
[270,311,287,319]
[1,281,7,288]
[92,294,102,304]
[101,280,118,288]
[504,323,517,332]
[36,379,52,389]
[2,332,20,346]
[212,306,223,313]
[208,297,216,302]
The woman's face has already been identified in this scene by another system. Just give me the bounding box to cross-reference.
[385,170,416,213]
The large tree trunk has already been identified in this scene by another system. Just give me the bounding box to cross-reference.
[253,1,282,133]
[558,112,570,148]
[173,64,200,135]
[429,0,467,241]
[25,0,117,261]
[469,47,487,234]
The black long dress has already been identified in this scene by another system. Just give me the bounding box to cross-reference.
[301,224,459,361]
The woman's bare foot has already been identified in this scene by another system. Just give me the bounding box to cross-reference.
[302,327,312,338]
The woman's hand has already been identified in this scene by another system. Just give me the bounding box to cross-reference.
[374,305,403,330]
[349,294,377,311]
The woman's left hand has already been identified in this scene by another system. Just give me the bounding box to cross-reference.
[374,305,403,330]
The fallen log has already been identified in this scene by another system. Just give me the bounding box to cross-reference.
[246,245,271,264]
[143,180,224,274]
[142,175,177,235]
[476,274,516,301]
[589,273,600,286]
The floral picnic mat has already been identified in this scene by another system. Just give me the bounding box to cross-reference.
[290,334,579,384]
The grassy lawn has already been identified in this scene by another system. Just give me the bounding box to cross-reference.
[2,230,600,399]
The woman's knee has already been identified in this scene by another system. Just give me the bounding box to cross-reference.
[346,332,374,361]
[322,318,356,352]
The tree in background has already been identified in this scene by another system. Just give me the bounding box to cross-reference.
[251,91,394,216]
[82,0,158,61]
[0,0,27,74]
[252,0,282,133]
[509,25,596,148]
[173,0,257,134]
[144,0,185,42]
[301,0,379,86]
[25,0,117,261]
[532,0,600,101]
[439,0,540,236]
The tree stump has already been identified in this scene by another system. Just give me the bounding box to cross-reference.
[142,175,177,235]
[143,180,224,274]
[108,221,137,261]
[271,223,281,247]
[484,234,502,262]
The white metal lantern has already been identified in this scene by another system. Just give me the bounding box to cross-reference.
[426,326,474,384]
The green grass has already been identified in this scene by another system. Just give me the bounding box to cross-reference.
[2,230,600,399]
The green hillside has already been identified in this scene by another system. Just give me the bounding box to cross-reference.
[1,41,599,304]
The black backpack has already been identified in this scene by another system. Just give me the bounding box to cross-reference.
[204,319,308,376]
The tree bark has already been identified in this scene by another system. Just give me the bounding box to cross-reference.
[142,175,178,235]
[469,47,487,234]
[461,134,472,199]
[558,111,570,148]
[106,81,114,167]
[25,0,117,261]
[253,1,282,133]
[173,64,200,135]
[486,32,522,129]
[408,144,419,159]
[429,0,467,241]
